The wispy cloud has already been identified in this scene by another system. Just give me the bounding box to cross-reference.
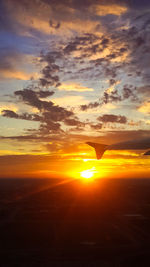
[58,82,94,92]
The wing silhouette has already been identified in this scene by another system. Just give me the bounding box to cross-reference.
[86,142,108,159]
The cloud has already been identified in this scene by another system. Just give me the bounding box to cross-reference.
[90,123,103,130]
[63,33,100,55]
[97,114,127,124]
[58,82,94,92]
[0,103,18,114]
[90,4,127,16]
[1,110,18,119]
[39,52,61,87]
[138,101,150,114]
[79,90,123,112]
[0,48,36,80]
[80,102,100,111]
[104,130,150,145]
[0,134,53,142]
[14,91,73,122]
[2,0,132,41]
[2,110,42,121]
[64,118,85,127]
[37,90,54,98]
[3,0,150,88]
[2,0,99,36]
[14,89,58,113]
[0,69,34,80]
[101,85,137,106]
[108,137,150,150]
[3,87,87,135]
[137,85,150,96]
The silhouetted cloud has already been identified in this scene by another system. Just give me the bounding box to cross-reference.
[3,86,87,135]
[104,130,150,145]
[2,110,18,119]
[97,114,127,124]
[102,91,121,105]
[37,90,54,98]
[14,89,70,118]
[2,110,42,121]
[109,138,150,150]
[81,83,138,111]
[64,118,85,127]
[39,52,61,87]
[90,123,103,130]
[63,34,108,58]
[80,102,99,111]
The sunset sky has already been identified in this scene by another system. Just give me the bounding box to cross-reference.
[0,0,150,178]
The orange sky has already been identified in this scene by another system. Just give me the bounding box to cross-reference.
[1,148,150,179]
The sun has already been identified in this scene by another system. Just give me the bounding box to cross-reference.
[81,170,94,179]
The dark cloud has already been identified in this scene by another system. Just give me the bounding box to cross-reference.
[90,58,105,66]
[79,85,137,111]
[90,123,103,130]
[102,90,121,104]
[101,85,137,106]
[14,89,66,117]
[37,90,54,98]
[97,114,127,124]
[43,0,150,12]
[0,135,43,141]
[2,110,18,119]
[104,66,117,79]
[40,51,62,62]
[104,130,150,145]
[39,120,62,134]
[63,33,98,55]
[41,109,73,123]
[5,86,87,135]
[2,110,42,121]
[80,101,99,111]
[14,89,46,110]
[63,34,110,61]
[108,137,150,150]
[39,52,61,87]
[64,118,85,127]
[122,85,137,100]
[49,20,60,29]
[0,134,64,142]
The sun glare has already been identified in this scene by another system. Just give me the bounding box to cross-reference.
[81,170,94,179]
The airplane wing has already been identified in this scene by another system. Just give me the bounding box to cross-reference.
[86,142,108,160]
[144,150,150,155]
[86,138,150,160]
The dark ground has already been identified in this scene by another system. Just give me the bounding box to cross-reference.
[0,177,150,266]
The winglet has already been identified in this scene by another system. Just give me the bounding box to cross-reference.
[86,142,108,160]
[144,150,150,155]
